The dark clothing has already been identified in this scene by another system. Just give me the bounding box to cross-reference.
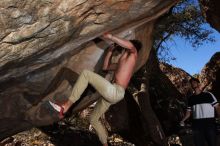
[187,92,218,146]
[192,118,215,130]
[193,122,216,146]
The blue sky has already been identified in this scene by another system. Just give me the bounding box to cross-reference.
[168,25,220,75]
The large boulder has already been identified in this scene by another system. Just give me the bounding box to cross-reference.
[0,0,178,140]
[159,62,193,97]
[200,0,220,32]
[199,52,220,99]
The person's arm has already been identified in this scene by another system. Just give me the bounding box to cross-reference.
[102,44,118,71]
[180,110,191,126]
[214,104,220,117]
[208,91,220,117]
[103,33,136,53]
[102,44,114,71]
[107,63,118,71]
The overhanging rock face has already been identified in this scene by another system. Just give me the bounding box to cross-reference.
[0,0,178,140]
[200,52,220,98]
[200,0,220,32]
[0,0,177,83]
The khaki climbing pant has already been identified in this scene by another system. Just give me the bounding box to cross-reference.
[69,69,125,144]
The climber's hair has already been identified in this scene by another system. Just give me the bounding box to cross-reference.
[130,39,142,52]
[113,40,142,53]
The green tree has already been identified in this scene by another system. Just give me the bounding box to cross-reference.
[153,0,215,62]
